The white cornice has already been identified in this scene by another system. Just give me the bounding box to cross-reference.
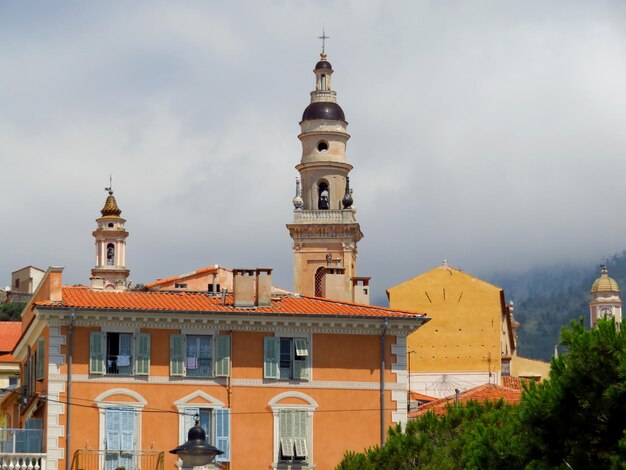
[36,308,424,335]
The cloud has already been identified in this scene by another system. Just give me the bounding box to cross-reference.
[2,1,626,302]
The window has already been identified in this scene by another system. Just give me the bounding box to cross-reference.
[35,338,45,381]
[317,141,328,152]
[89,332,150,376]
[208,283,221,293]
[317,182,329,210]
[8,376,18,386]
[264,336,309,380]
[14,279,20,289]
[279,410,308,462]
[105,407,136,470]
[106,243,115,266]
[175,283,188,289]
[170,334,230,378]
[269,392,318,469]
[175,392,230,463]
[314,267,325,297]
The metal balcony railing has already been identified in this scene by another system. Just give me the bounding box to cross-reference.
[70,450,164,470]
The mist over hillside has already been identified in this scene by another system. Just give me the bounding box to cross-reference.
[488,251,626,360]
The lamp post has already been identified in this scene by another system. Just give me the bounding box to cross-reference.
[170,419,223,469]
[407,350,416,413]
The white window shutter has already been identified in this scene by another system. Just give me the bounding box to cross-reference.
[293,360,308,381]
[280,438,295,458]
[263,336,280,379]
[295,411,307,439]
[215,335,231,377]
[119,409,135,451]
[294,338,308,357]
[184,407,200,444]
[215,408,230,462]
[170,334,185,376]
[89,332,105,375]
[135,333,150,376]
[294,438,308,458]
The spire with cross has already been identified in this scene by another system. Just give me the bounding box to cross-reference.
[318,28,329,54]
[105,174,113,195]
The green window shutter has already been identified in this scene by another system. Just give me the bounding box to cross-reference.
[214,335,231,377]
[263,336,280,379]
[170,334,185,376]
[293,360,308,381]
[135,333,151,376]
[89,331,105,375]
[36,338,45,381]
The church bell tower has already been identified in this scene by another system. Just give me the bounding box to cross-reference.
[90,186,130,291]
[287,46,366,301]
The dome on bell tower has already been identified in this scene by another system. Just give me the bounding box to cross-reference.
[591,265,620,294]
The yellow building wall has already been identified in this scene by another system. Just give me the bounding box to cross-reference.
[388,265,503,373]
[511,355,550,380]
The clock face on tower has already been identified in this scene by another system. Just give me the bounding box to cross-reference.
[599,306,614,319]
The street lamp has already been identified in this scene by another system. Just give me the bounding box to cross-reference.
[170,419,223,468]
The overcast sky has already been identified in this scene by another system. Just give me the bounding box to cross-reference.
[2,1,626,304]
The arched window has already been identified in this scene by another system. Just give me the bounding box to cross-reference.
[314,267,325,297]
[317,182,329,210]
[107,243,115,266]
[321,74,327,90]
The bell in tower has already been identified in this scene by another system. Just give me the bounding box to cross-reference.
[287,39,368,304]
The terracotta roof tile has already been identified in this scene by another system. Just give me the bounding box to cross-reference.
[0,322,21,353]
[410,391,437,402]
[501,376,536,390]
[34,287,426,320]
[409,384,521,418]
[145,266,221,289]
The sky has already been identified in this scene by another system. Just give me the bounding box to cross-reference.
[2,1,626,304]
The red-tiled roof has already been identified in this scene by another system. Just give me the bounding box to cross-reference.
[409,384,522,418]
[34,287,426,320]
[0,322,21,353]
[146,266,222,288]
[410,391,437,402]
[501,376,536,390]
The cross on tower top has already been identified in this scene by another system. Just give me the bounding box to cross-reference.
[318,28,330,53]
[105,174,113,195]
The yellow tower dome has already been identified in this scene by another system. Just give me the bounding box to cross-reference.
[591,265,620,294]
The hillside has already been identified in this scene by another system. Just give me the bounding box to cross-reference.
[488,251,626,360]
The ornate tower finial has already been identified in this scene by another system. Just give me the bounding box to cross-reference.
[318,28,330,55]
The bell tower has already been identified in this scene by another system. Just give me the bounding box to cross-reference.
[589,265,622,327]
[90,185,130,291]
[287,46,365,301]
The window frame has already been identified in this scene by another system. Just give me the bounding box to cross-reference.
[265,333,312,382]
[90,327,151,377]
[170,330,230,379]
[174,391,230,463]
[269,392,318,470]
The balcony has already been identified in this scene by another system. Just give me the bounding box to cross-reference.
[292,209,357,225]
[0,428,45,470]
[71,450,164,470]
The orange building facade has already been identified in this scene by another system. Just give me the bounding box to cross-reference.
[11,267,427,470]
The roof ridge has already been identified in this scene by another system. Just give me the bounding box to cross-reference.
[299,294,425,315]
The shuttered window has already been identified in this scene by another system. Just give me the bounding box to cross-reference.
[35,338,45,381]
[169,334,231,378]
[265,336,309,380]
[279,410,308,462]
[135,333,151,375]
[89,331,106,374]
[181,407,230,463]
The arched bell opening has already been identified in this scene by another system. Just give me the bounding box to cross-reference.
[106,243,115,266]
[317,181,330,210]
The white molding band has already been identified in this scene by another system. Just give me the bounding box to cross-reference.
[46,326,66,470]
[54,374,406,391]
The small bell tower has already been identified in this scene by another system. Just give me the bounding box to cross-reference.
[90,183,129,290]
[589,265,622,327]
[287,38,365,301]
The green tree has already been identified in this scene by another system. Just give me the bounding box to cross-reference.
[519,318,626,469]
[337,400,522,470]
[0,302,25,321]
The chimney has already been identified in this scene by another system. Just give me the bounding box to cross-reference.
[352,277,371,305]
[49,266,64,302]
[233,269,255,307]
[322,266,351,301]
[256,268,272,307]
